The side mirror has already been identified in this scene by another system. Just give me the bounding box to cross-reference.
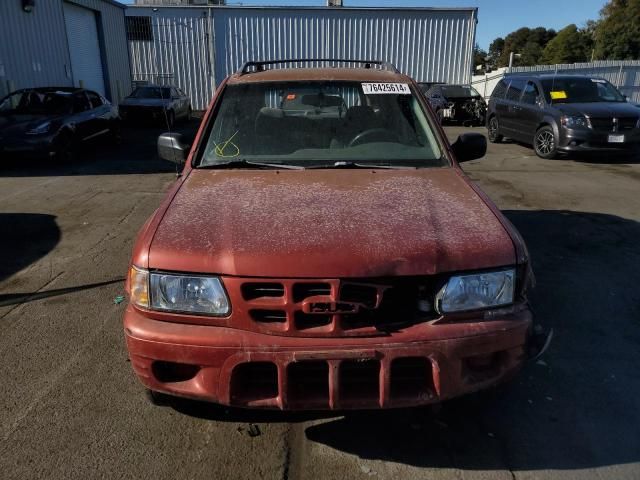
[452,133,487,163]
[158,132,189,165]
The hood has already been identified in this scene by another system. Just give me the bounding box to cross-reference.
[120,98,171,107]
[149,168,515,278]
[0,113,61,137]
[554,102,640,117]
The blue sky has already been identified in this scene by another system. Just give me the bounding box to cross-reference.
[121,0,607,50]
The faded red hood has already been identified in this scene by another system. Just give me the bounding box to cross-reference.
[149,168,514,277]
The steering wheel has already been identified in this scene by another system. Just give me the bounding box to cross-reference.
[348,128,400,147]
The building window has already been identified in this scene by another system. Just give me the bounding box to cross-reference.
[126,16,153,42]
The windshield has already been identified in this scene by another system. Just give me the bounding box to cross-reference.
[541,78,626,104]
[0,90,72,115]
[198,81,445,168]
[130,87,171,99]
[441,85,481,98]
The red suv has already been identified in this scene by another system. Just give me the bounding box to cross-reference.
[124,60,545,410]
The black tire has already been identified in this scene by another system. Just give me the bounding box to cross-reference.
[533,125,558,159]
[487,116,503,143]
[53,131,77,163]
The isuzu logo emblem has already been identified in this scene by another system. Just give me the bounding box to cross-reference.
[302,299,362,314]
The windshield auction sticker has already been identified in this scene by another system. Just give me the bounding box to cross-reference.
[362,83,411,94]
[550,90,567,100]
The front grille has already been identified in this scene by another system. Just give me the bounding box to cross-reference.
[589,116,638,132]
[223,277,438,337]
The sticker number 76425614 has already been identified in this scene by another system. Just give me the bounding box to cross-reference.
[361,83,411,94]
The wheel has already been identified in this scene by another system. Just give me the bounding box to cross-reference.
[533,125,558,159]
[487,116,503,143]
[53,131,77,163]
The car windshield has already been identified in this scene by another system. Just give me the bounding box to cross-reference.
[198,81,446,168]
[541,78,626,103]
[441,85,481,98]
[131,87,171,99]
[0,90,73,115]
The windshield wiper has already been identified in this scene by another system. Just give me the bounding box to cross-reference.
[199,159,304,170]
[306,161,416,169]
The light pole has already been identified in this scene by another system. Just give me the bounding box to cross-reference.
[508,52,522,73]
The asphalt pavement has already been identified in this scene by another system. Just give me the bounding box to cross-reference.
[1,121,639,480]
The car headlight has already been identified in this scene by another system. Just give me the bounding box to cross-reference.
[561,115,589,129]
[435,269,515,314]
[128,267,230,315]
[26,121,52,135]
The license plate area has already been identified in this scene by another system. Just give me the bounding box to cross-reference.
[608,134,625,143]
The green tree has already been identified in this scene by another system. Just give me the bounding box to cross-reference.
[494,27,557,67]
[487,37,505,70]
[540,24,593,64]
[473,44,488,73]
[594,0,640,60]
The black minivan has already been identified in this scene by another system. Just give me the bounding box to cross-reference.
[486,74,640,158]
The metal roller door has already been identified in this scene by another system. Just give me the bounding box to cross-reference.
[63,2,105,95]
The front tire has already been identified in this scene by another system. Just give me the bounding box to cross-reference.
[487,116,503,143]
[533,126,558,159]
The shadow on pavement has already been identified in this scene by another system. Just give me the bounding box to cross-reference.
[302,210,640,471]
[0,278,124,307]
[0,120,201,177]
[0,213,61,282]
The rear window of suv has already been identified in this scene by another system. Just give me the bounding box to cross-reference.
[198,81,446,168]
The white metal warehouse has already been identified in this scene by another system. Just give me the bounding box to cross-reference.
[126,6,478,110]
[0,0,131,103]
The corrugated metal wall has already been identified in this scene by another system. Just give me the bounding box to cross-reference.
[0,1,71,97]
[127,6,477,110]
[0,0,131,103]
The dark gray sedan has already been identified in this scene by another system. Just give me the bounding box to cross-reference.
[0,87,120,161]
[118,85,191,128]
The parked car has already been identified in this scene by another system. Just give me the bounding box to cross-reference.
[118,85,191,128]
[124,59,549,410]
[487,74,640,159]
[0,87,120,161]
[421,84,487,125]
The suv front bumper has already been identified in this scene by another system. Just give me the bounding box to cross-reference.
[124,305,533,410]
[559,127,640,152]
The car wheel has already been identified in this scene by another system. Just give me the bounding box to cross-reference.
[487,116,503,143]
[534,125,558,159]
[53,131,77,163]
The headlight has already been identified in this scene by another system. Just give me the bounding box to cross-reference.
[128,267,230,315]
[26,121,52,135]
[561,115,589,129]
[150,272,230,315]
[435,269,515,313]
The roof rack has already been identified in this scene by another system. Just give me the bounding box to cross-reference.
[238,59,400,75]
